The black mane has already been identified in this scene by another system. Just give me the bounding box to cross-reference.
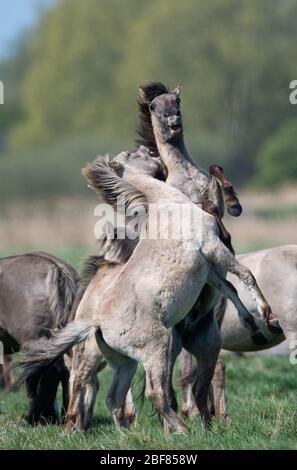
[136,82,169,153]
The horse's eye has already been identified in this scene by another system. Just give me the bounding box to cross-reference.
[149,103,156,112]
[176,98,180,105]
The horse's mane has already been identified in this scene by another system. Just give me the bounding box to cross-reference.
[82,155,147,213]
[76,156,144,309]
[81,255,119,284]
[97,232,138,264]
[136,81,169,153]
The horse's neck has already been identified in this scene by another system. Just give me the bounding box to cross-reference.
[157,140,210,202]
[124,170,187,204]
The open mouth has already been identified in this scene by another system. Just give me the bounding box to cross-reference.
[169,124,182,135]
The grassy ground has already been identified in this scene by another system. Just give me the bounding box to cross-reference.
[0,245,296,450]
[0,356,296,450]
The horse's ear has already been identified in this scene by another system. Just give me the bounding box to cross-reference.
[139,87,150,105]
[172,84,182,97]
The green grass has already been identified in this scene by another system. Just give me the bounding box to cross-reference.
[0,249,296,449]
[1,356,297,450]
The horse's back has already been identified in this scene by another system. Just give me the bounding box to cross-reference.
[0,253,78,347]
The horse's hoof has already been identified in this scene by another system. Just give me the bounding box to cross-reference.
[174,424,189,434]
[227,203,242,217]
[251,331,268,346]
[181,404,199,420]
[267,320,283,335]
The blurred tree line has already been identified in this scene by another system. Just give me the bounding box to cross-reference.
[0,0,297,200]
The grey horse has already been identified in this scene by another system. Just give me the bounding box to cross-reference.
[0,252,78,424]
[137,82,281,334]
[65,147,265,432]
[19,151,271,433]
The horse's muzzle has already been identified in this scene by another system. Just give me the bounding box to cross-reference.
[168,115,182,135]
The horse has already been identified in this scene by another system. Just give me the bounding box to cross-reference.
[65,82,280,432]
[180,245,297,419]
[19,150,274,433]
[65,144,266,432]
[63,83,274,431]
[0,251,78,424]
[138,82,281,334]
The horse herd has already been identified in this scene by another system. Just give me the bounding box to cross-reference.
[1,82,296,434]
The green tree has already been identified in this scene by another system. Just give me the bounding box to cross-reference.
[0,33,32,149]
[253,118,297,187]
[12,0,145,146]
[115,0,297,180]
[8,0,297,187]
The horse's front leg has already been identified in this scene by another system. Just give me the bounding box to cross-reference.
[207,268,267,346]
[200,200,235,255]
[209,165,242,217]
[179,349,198,418]
[211,359,228,419]
[203,240,283,336]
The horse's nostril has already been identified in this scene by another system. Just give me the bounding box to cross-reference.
[168,115,181,127]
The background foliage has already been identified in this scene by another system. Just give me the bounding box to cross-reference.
[0,0,297,200]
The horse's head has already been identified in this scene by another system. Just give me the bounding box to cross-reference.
[110,146,165,179]
[139,83,183,145]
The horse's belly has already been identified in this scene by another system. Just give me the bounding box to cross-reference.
[160,271,208,327]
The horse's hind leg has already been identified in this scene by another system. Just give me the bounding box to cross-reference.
[93,333,138,430]
[56,358,70,419]
[106,358,138,430]
[142,327,187,433]
[101,324,186,432]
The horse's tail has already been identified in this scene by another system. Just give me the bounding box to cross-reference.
[33,252,79,328]
[16,321,97,386]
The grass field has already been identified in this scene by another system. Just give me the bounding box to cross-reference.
[0,356,297,450]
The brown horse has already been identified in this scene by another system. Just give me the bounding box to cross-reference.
[0,252,78,424]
